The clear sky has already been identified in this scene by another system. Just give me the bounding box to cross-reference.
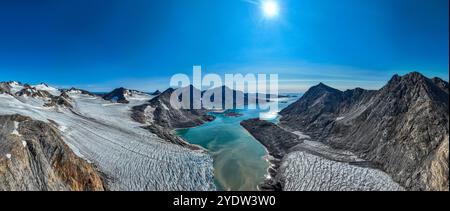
[0,0,448,92]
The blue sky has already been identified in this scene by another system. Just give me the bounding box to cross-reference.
[0,0,448,92]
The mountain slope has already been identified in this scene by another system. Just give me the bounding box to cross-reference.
[102,87,132,104]
[0,83,11,94]
[0,114,105,191]
[280,83,376,139]
[279,72,449,191]
[132,86,214,129]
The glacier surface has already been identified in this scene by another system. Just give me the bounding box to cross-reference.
[0,89,215,191]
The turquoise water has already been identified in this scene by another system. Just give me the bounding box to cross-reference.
[176,95,299,191]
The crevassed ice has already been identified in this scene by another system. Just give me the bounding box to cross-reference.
[0,91,215,191]
[279,151,404,191]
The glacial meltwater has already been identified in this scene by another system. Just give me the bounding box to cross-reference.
[176,95,299,191]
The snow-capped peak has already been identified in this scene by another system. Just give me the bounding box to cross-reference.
[67,88,82,94]
[7,81,24,94]
[34,83,61,96]
[8,81,21,86]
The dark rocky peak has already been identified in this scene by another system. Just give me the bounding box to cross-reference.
[151,87,176,103]
[301,82,342,101]
[132,85,214,128]
[0,82,11,94]
[60,91,71,99]
[161,87,175,95]
[385,72,429,89]
[280,83,345,119]
[44,92,73,109]
[202,85,241,102]
[103,87,131,104]
[5,81,22,87]
[151,85,202,108]
[381,72,449,106]
[113,87,128,94]
[65,87,96,96]
[128,89,147,95]
[15,86,51,98]
[151,90,161,95]
[39,82,49,87]
[313,82,341,93]
[147,87,184,107]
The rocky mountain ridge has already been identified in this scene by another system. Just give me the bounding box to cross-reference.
[277,72,449,191]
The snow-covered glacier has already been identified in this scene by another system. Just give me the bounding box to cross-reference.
[279,151,404,191]
[0,83,215,191]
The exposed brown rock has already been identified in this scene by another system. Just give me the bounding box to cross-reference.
[44,92,73,109]
[0,82,11,94]
[0,114,105,191]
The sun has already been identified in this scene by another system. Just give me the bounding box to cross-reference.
[262,0,280,18]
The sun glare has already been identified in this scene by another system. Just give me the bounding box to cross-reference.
[262,0,279,18]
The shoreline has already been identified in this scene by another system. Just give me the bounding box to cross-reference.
[177,112,272,191]
[239,125,276,191]
[240,119,301,191]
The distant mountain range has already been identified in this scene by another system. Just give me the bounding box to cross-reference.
[242,72,449,191]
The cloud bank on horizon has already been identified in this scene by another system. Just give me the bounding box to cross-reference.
[0,0,448,92]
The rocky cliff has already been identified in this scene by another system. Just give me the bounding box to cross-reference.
[0,83,11,94]
[0,114,105,191]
